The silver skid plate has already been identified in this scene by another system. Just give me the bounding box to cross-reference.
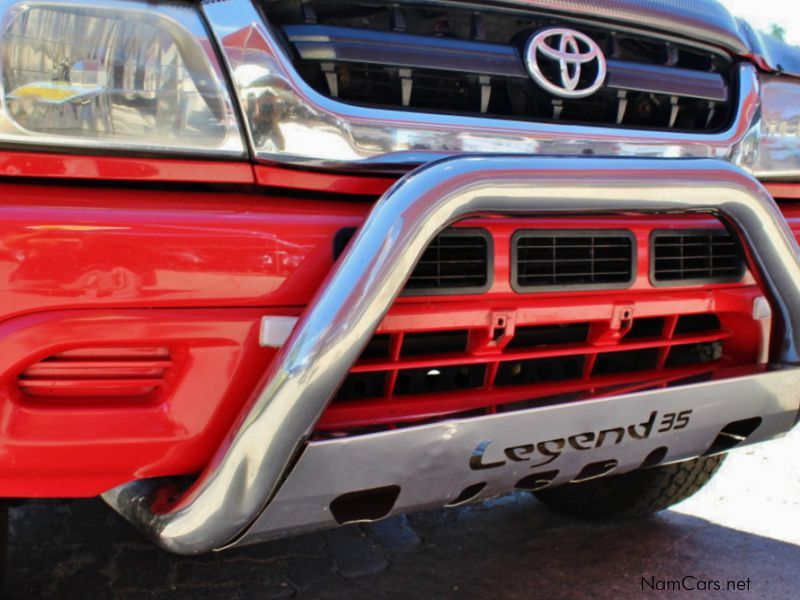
[232,368,800,547]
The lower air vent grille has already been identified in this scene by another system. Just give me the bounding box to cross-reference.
[651,230,744,284]
[405,231,490,293]
[336,228,491,295]
[19,346,172,399]
[319,306,741,434]
[513,230,635,291]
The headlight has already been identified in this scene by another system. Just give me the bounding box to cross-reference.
[0,0,244,156]
[751,75,800,180]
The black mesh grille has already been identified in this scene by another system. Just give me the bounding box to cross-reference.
[335,228,490,294]
[652,230,744,284]
[513,231,634,290]
[264,0,736,133]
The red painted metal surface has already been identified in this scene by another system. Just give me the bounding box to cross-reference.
[0,307,292,497]
[0,146,795,200]
[766,182,800,200]
[0,175,797,497]
[0,182,367,320]
[0,182,769,320]
[255,164,395,196]
[317,288,762,431]
[20,346,174,398]
[0,151,256,184]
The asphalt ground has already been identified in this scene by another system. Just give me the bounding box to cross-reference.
[6,425,799,599]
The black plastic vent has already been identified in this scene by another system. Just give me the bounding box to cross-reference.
[405,230,491,294]
[335,228,491,295]
[495,355,585,387]
[651,230,744,285]
[395,364,486,395]
[401,330,469,357]
[513,230,635,291]
[507,323,590,349]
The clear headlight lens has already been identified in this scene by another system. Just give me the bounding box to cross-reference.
[751,75,800,180]
[0,0,244,156]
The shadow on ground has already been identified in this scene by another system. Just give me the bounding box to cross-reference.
[5,489,799,599]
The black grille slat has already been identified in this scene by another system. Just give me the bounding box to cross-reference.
[651,230,745,284]
[655,268,742,274]
[266,1,735,133]
[513,231,634,291]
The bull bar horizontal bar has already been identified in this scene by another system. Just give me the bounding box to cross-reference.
[103,156,800,554]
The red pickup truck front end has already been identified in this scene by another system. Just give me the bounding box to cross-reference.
[1,0,800,557]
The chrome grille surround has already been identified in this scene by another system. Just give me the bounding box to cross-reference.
[271,3,734,133]
[201,0,762,172]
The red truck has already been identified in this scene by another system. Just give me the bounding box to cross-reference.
[1,0,800,571]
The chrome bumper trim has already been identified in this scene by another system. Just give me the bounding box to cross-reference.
[201,0,760,171]
[104,156,800,554]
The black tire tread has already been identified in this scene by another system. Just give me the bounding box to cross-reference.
[534,454,725,520]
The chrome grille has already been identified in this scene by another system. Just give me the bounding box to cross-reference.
[264,0,735,132]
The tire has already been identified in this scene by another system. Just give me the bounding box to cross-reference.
[534,454,726,520]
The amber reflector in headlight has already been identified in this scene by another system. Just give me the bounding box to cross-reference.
[0,0,244,156]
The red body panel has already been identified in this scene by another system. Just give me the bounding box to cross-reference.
[318,288,762,431]
[0,175,798,498]
[0,308,281,496]
[0,151,256,184]
[0,183,366,319]
[765,183,800,200]
[255,165,396,196]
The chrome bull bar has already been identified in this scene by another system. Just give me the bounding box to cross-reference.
[103,156,800,554]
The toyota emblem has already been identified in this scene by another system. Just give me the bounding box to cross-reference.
[525,27,606,98]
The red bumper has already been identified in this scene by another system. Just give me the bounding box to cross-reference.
[0,179,797,497]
